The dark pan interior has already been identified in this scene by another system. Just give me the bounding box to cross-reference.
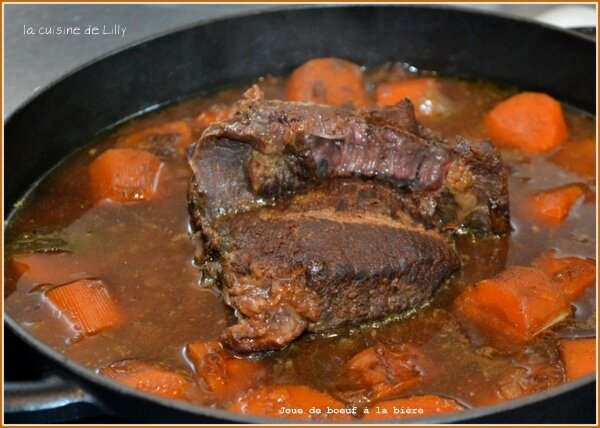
[4,5,596,423]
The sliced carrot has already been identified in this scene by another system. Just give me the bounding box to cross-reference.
[231,384,351,420]
[347,343,429,402]
[100,359,196,401]
[285,58,369,108]
[484,92,568,153]
[119,120,193,151]
[9,258,29,278]
[559,338,596,381]
[375,78,435,106]
[45,279,123,335]
[10,252,97,286]
[186,340,264,399]
[527,185,584,226]
[454,266,570,343]
[88,148,163,202]
[550,139,596,179]
[194,104,231,133]
[363,395,465,420]
[533,251,596,300]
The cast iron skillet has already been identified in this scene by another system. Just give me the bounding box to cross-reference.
[4,5,596,423]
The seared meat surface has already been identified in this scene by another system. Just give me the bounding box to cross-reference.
[187,88,509,353]
[189,87,510,234]
[207,180,460,352]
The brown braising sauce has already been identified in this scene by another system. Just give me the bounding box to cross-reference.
[4,61,596,419]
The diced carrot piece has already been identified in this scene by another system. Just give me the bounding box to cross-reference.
[527,185,585,225]
[559,338,596,381]
[231,384,351,420]
[45,279,123,335]
[10,252,98,286]
[194,104,231,133]
[347,343,429,402]
[533,251,596,300]
[9,259,28,277]
[186,340,264,399]
[363,395,465,420]
[285,58,369,108]
[484,92,568,153]
[375,78,436,106]
[88,148,164,202]
[119,120,193,150]
[550,139,596,178]
[100,360,196,401]
[454,266,570,342]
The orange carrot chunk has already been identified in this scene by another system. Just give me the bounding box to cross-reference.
[363,395,465,420]
[45,279,123,335]
[119,120,193,151]
[100,359,196,401]
[88,148,163,202]
[186,340,264,399]
[454,266,570,342]
[347,343,429,402]
[484,92,568,152]
[533,251,596,300]
[559,338,596,381]
[10,252,98,286]
[550,139,596,178]
[231,384,351,420]
[375,78,435,106]
[527,185,584,225]
[285,58,369,108]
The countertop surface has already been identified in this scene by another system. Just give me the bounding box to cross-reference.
[4,4,595,118]
[4,4,287,117]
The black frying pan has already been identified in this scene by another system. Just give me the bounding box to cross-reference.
[4,5,596,423]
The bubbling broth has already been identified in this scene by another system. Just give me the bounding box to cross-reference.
[4,60,596,420]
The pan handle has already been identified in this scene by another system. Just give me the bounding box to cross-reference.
[569,27,596,39]
[4,375,105,423]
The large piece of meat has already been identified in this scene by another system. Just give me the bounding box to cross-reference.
[187,87,509,353]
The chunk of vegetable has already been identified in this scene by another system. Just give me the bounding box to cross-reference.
[533,251,596,300]
[527,185,584,226]
[10,252,97,286]
[100,359,196,401]
[559,338,596,381]
[45,279,123,335]
[550,139,596,178]
[454,267,570,342]
[363,395,465,420]
[230,384,351,420]
[119,120,193,150]
[186,340,264,399]
[484,92,568,152]
[285,58,369,108]
[375,78,435,106]
[347,343,428,402]
[88,148,164,202]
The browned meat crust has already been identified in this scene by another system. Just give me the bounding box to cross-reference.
[189,87,509,234]
[207,181,459,352]
[187,88,509,353]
